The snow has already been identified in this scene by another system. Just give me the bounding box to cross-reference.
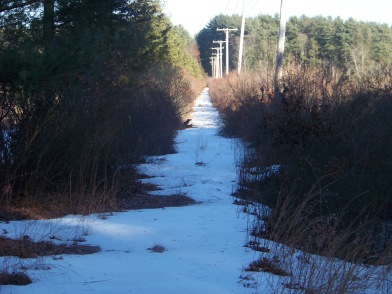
[3,88,389,293]
[0,88,262,293]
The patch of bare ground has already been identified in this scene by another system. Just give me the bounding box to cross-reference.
[0,271,32,286]
[117,193,197,210]
[244,241,271,253]
[246,257,291,276]
[0,178,197,222]
[0,193,197,222]
[0,235,100,286]
[0,180,196,284]
[0,172,197,285]
[147,244,166,253]
[0,236,100,258]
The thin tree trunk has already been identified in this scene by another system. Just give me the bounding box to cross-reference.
[43,0,55,53]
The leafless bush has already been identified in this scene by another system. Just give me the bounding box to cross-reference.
[210,62,392,293]
[243,184,392,293]
[0,60,201,214]
[209,72,273,140]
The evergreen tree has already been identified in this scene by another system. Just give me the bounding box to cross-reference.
[196,13,392,75]
[0,0,203,203]
[196,14,242,75]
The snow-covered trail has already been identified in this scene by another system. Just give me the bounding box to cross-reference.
[1,88,260,294]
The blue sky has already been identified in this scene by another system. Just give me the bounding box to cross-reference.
[163,0,392,36]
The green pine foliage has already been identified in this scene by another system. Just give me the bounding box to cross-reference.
[0,0,204,207]
[196,14,392,77]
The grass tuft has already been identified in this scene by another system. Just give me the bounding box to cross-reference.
[0,271,32,286]
[246,257,290,276]
[147,244,166,253]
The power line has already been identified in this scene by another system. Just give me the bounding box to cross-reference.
[247,0,260,16]
[224,0,231,15]
[234,0,241,15]
[244,0,253,11]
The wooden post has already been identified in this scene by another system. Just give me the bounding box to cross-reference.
[213,40,225,78]
[211,47,221,78]
[274,0,286,97]
[217,28,238,75]
[238,0,246,74]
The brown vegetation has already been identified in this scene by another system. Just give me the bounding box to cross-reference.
[0,271,32,286]
[209,62,392,292]
[0,236,100,259]
[246,257,290,276]
[147,244,166,253]
[0,63,203,220]
[0,235,101,286]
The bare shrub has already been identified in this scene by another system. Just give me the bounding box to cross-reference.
[210,62,392,292]
[0,271,32,286]
[0,57,201,215]
[209,71,273,140]
[242,186,392,293]
[212,62,392,224]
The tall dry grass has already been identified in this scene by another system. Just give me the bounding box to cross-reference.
[210,63,392,293]
[209,71,273,141]
[0,61,203,215]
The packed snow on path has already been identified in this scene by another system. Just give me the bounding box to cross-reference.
[0,88,265,294]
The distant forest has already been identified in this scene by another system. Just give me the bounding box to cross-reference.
[197,14,392,77]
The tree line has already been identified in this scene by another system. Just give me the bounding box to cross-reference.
[0,0,204,209]
[197,13,392,79]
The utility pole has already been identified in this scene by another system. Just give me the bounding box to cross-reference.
[211,47,221,78]
[211,54,217,78]
[238,0,246,74]
[214,55,220,78]
[209,57,215,78]
[217,28,238,75]
[213,55,218,78]
[213,40,225,79]
[219,46,223,78]
[274,0,286,97]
